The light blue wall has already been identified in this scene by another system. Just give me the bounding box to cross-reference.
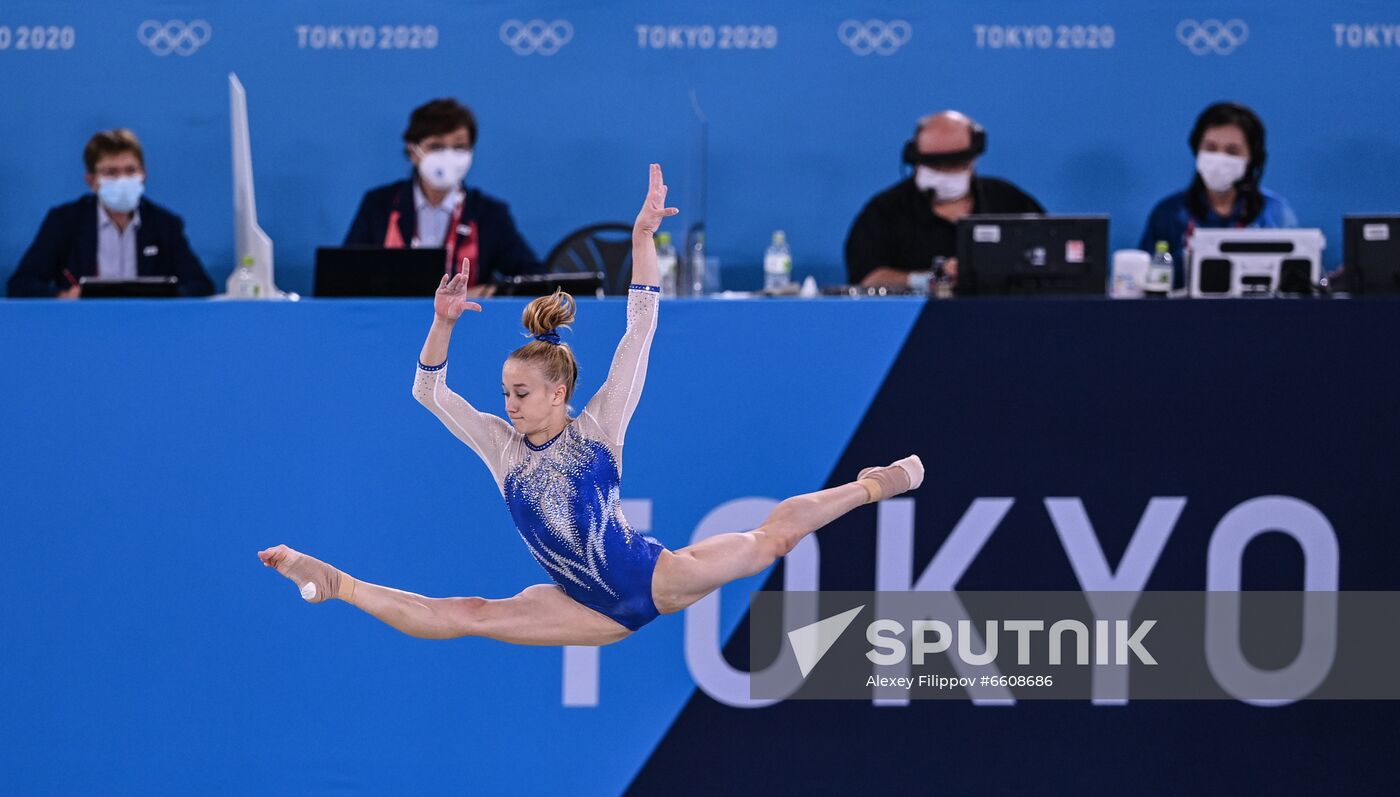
[0,297,921,793]
[3,2,1397,292]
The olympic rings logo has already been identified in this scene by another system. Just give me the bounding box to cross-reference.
[137,19,211,56]
[499,19,573,56]
[1176,18,1248,55]
[837,19,912,56]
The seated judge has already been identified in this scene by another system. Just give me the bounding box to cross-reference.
[1139,101,1298,289]
[7,128,215,298]
[845,110,1043,290]
[343,99,540,295]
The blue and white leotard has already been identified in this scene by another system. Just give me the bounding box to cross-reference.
[412,285,664,630]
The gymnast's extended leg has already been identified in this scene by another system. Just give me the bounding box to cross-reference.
[257,545,631,646]
[650,455,923,614]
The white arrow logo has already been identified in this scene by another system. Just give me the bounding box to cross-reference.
[787,605,864,677]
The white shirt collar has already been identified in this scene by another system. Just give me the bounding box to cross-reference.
[413,180,463,214]
[97,200,141,232]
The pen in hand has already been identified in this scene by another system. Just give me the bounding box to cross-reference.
[60,269,81,299]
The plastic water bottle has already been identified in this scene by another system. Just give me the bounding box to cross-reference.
[764,230,793,291]
[234,255,259,298]
[688,231,707,296]
[655,232,678,296]
[1144,241,1173,297]
[931,256,954,299]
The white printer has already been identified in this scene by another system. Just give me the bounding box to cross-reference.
[1187,228,1325,297]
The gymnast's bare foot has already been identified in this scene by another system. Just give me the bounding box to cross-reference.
[857,455,925,503]
[258,544,356,603]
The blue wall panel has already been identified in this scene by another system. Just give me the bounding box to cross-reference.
[2,1,1398,292]
[0,296,920,793]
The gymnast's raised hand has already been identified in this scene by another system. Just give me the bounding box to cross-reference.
[634,161,679,237]
[434,260,483,322]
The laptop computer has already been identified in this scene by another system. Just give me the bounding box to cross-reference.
[495,272,605,297]
[79,276,180,298]
[314,247,447,297]
[1342,215,1400,295]
[955,214,1109,296]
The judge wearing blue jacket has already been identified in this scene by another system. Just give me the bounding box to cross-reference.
[1139,102,1298,289]
[7,129,214,298]
[343,99,540,295]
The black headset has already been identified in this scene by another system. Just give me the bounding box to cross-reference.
[901,119,988,167]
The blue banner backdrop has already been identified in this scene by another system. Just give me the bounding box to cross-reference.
[2,1,1399,292]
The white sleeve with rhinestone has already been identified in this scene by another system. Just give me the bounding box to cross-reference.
[413,362,517,489]
[580,285,659,450]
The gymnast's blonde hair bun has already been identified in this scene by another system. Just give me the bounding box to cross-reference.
[511,289,580,400]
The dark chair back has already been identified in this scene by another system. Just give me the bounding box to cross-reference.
[542,223,634,295]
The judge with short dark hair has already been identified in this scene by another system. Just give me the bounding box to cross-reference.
[343,98,540,295]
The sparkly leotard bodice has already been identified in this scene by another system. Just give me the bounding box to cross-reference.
[413,286,664,629]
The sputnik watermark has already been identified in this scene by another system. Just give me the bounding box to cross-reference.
[752,591,1400,701]
[864,618,1157,666]
[786,605,1155,676]
[869,674,1057,690]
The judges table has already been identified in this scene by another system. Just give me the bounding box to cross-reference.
[1,296,1397,795]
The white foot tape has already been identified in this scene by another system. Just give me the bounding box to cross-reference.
[300,582,318,601]
[897,455,925,491]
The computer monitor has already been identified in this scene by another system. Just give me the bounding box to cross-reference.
[228,73,285,297]
[79,276,180,298]
[955,214,1109,296]
[1343,215,1400,295]
[314,247,446,297]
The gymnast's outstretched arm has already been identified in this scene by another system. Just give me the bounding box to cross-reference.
[413,265,516,488]
[629,163,676,288]
[580,164,678,450]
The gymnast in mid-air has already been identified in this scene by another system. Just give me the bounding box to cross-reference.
[259,164,922,646]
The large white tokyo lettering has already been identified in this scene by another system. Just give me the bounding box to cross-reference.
[874,497,1017,706]
[1205,496,1339,707]
[684,498,820,707]
[563,494,1339,708]
[1045,497,1184,705]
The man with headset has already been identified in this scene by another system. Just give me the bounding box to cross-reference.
[844,110,1043,290]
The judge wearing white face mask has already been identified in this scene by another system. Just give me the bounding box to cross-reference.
[845,110,1044,290]
[344,98,541,295]
[1139,101,1298,289]
[7,128,214,298]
